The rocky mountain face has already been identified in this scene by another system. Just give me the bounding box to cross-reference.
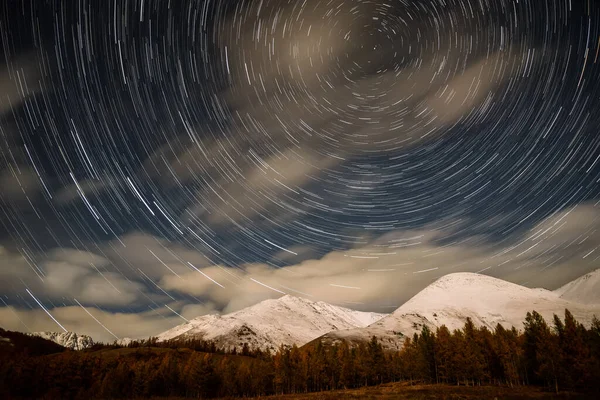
[29,331,95,350]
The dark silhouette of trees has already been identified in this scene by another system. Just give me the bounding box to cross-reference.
[1,309,599,399]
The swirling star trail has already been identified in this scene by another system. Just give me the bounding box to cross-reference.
[0,0,599,341]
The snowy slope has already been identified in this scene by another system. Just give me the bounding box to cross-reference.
[555,269,600,304]
[321,273,600,350]
[29,331,95,350]
[157,295,385,352]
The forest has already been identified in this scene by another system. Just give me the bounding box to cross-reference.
[0,309,599,399]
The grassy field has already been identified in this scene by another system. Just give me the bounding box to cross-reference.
[244,382,594,399]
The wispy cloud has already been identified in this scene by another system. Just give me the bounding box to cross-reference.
[141,1,535,231]
[0,165,44,202]
[1,203,598,341]
[0,302,216,343]
[162,203,600,312]
[0,52,41,117]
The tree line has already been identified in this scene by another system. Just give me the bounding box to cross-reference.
[0,309,599,399]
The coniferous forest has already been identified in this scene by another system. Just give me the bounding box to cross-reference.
[1,309,599,399]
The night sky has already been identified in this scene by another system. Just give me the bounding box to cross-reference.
[1,0,600,342]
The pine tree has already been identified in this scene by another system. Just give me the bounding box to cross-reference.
[561,309,591,389]
[536,320,560,393]
[366,336,386,385]
[185,353,221,398]
[462,318,486,385]
[338,341,354,389]
[588,316,600,389]
[398,336,417,383]
[273,345,290,394]
[434,325,452,384]
[493,324,521,387]
[477,326,498,385]
[523,311,546,385]
[449,329,470,385]
[290,345,307,393]
[417,326,437,383]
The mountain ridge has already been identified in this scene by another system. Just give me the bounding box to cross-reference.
[317,272,600,350]
[555,268,600,304]
[20,271,600,353]
[156,294,386,352]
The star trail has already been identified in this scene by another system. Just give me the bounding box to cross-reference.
[0,0,600,341]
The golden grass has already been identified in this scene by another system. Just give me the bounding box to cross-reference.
[241,382,594,400]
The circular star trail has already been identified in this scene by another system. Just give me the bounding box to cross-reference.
[1,0,600,332]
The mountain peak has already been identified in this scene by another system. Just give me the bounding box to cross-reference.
[429,272,518,288]
[157,295,386,352]
[271,294,311,305]
[555,268,600,305]
[321,272,600,351]
[396,272,558,316]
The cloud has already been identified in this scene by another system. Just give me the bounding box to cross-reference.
[0,165,43,202]
[0,53,45,204]
[54,177,120,205]
[219,0,518,146]
[43,261,143,306]
[2,203,598,341]
[183,147,341,226]
[271,244,319,264]
[45,248,108,266]
[162,203,600,313]
[0,247,146,307]
[0,304,209,343]
[180,302,219,320]
[102,232,211,279]
[0,231,215,309]
[0,245,34,288]
[0,52,41,116]
[421,51,509,124]
[143,0,535,229]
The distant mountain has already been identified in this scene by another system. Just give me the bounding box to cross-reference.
[318,273,600,350]
[29,331,95,350]
[157,294,386,352]
[555,268,600,304]
[22,272,600,354]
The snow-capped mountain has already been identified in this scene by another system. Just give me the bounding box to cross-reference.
[319,273,600,350]
[555,268,600,304]
[29,331,95,350]
[157,295,386,352]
